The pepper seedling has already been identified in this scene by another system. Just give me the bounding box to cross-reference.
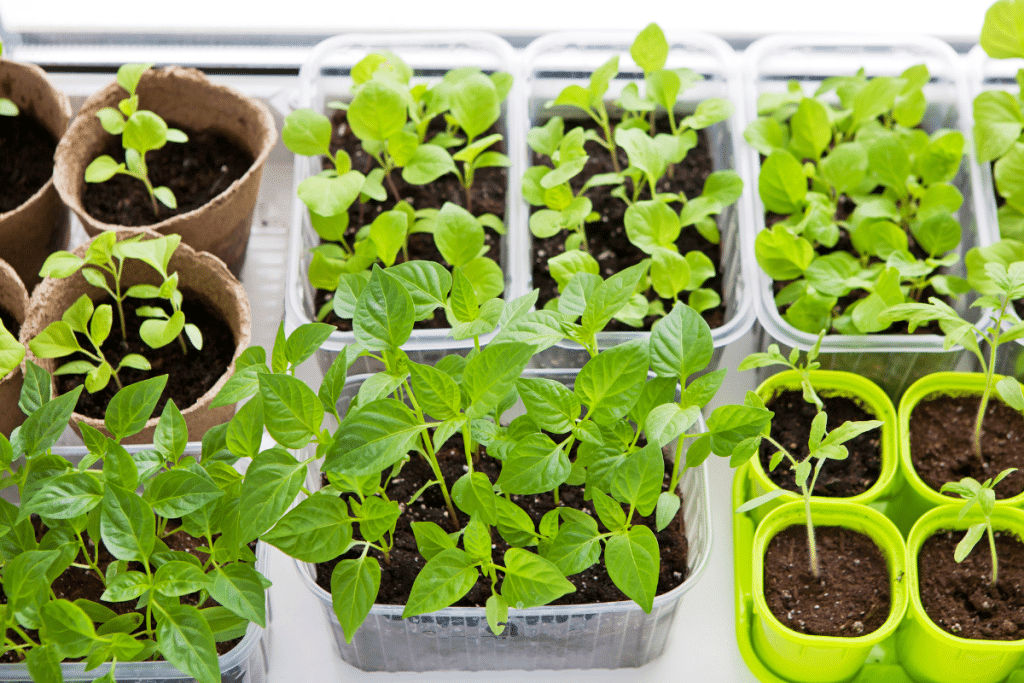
[940,468,1017,586]
[84,63,188,216]
[0,41,18,116]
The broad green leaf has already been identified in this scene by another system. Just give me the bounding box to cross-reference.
[759,150,807,214]
[147,469,224,518]
[496,433,570,495]
[237,447,306,541]
[105,376,167,441]
[981,0,1024,59]
[282,108,331,156]
[259,373,323,448]
[324,399,423,475]
[605,525,659,613]
[402,548,478,617]
[516,377,581,433]
[100,484,155,563]
[575,339,648,424]
[332,556,381,643]
[354,267,415,352]
[208,563,267,626]
[462,342,534,419]
[452,471,498,525]
[631,23,668,72]
[24,471,103,519]
[790,98,831,160]
[347,81,407,142]
[502,548,575,608]
[649,301,713,381]
[153,601,219,683]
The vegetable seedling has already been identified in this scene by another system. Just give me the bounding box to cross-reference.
[0,41,18,116]
[940,468,1017,586]
[84,63,188,216]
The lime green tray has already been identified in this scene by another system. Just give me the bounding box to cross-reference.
[731,462,1024,683]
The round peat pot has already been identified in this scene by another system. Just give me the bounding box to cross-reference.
[746,370,899,525]
[896,506,1024,683]
[21,229,250,444]
[749,500,908,683]
[0,258,29,436]
[0,57,72,290]
[54,66,277,276]
[895,372,1024,532]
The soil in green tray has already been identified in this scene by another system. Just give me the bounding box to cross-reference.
[315,433,689,608]
[529,120,726,332]
[918,528,1024,640]
[759,391,882,497]
[909,394,1024,499]
[0,111,56,213]
[81,124,253,226]
[763,525,891,637]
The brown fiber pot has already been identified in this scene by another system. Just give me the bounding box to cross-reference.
[53,66,277,276]
[0,58,72,290]
[20,229,251,444]
[0,258,29,436]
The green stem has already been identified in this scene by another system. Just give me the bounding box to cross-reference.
[988,522,999,587]
[976,297,1009,459]
[10,625,37,648]
[76,530,106,584]
[804,489,819,578]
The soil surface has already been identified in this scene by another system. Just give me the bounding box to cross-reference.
[763,525,891,637]
[759,391,882,497]
[909,395,1024,499]
[81,124,253,226]
[315,433,689,608]
[529,120,725,331]
[314,111,506,331]
[0,519,248,662]
[918,528,1024,640]
[0,111,57,213]
[54,292,236,419]
[0,306,19,339]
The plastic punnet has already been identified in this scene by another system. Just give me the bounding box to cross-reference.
[745,370,899,525]
[295,368,713,672]
[741,34,983,400]
[897,505,1024,683]
[283,32,521,376]
[513,31,754,372]
[749,500,908,683]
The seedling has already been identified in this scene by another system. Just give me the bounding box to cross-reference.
[29,232,203,392]
[737,343,882,577]
[738,329,827,411]
[524,23,739,324]
[84,63,188,216]
[749,65,969,334]
[0,41,18,116]
[881,245,1024,459]
[940,468,1017,586]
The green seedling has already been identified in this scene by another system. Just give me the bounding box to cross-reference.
[30,232,202,393]
[84,63,188,216]
[749,65,969,335]
[941,468,1017,586]
[0,41,18,116]
[737,343,882,577]
[881,242,1024,459]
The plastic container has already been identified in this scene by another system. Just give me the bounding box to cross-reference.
[512,31,754,372]
[745,370,900,525]
[747,500,908,683]
[283,32,521,376]
[295,368,713,672]
[894,372,1024,532]
[741,34,985,400]
[896,505,1024,683]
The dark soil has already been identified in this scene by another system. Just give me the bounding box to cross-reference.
[529,120,725,331]
[909,395,1024,499]
[54,293,236,419]
[315,433,689,607]
[314,110,506,331]
[0,519,249,663]
[0,306,19,339]
[918,528,1024,640]
[763,525,891,637]
[0,111,57,213]
[81,124,253,226]
[759,391,882,497]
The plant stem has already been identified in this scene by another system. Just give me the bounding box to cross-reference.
[804,491,819,578]
[598,109,619,173]
[385,172,402,203]
[988,522,999,587]
[113,260,128,340]
[975,297,1009,459]
[76,530,106,584]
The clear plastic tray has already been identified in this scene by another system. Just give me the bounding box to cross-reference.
[294,368,713,672]
[740,34,985,399]
[283,32,522,376]
[513,31,754,371]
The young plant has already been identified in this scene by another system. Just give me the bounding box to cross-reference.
[748,65,969,334]
[0,41,18,116]
[0,365,274,683]
[84,63,189,216]
[974,0,1024,239]
[524,23,739,325]
[940,468,1017,586]
[736,343,882,577]
[29,232,203,393]
[881,247,1024,459]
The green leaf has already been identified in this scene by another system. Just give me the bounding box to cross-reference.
[516,377,581,433]
[631,23,668,72]
[24,471,103,519]
[29,321,81,358]
[153,601,219,683]
[611,443,664,516]
[852,76,902,127]
[225,395,264,460]
[17,385,82,457]
[460,256,505,304]
[754,226,813,280]
[104,375,166,441]
[452,471,498,525]
[403,143,457,184]
[605,525,659,613]
[100,484,155,563]
[409,361,461,420]
[790,98,831,160]
[435,203,485,268]
[955,523,987,563]
[25,645,63,683]
[759,150,807,214]
[625,200,680,253]
[820,142,867,195]
[282,108,332,157]
[147,469,224,518]
[412,521,457,561]
[357,497,401,543]
[263,494,352,563]
[347,81,407,142]
[353,267,414,352]
[41,599,98,658]
[154,560,211,597]
[123,109,168,153]
[649,301,713,381]
[298,171,365,217]
[486,593,508,636]
[496,433,570,495]
[402,548,478,617]
[238,448,306,541]
[4,550,58,629]
[656,491,681,531]
[981,0,1024,59]
[744,117,788,156]
[868,134,911,195]
[259,372,324,449]
[450,72,501,140]
[324,399,423,475]
[574,339,648,424]
[463,342,534,419]
[331,556,381,643]
[502,547,575,608]
[208,563,267,627]
[644,403,701,448]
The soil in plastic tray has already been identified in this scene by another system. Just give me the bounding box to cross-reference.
[909,394,1024,499]
[529,120,725,332]
[0,305,19,339]
[81,124,253,226]
[763,525,891,637]
[0,111,57,213]
[316,433,689,608]
[313,110,506,332]
[918,528,1024,640]
[758,391,882,497]
[54,293,235,419]
[0,519,248,662]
